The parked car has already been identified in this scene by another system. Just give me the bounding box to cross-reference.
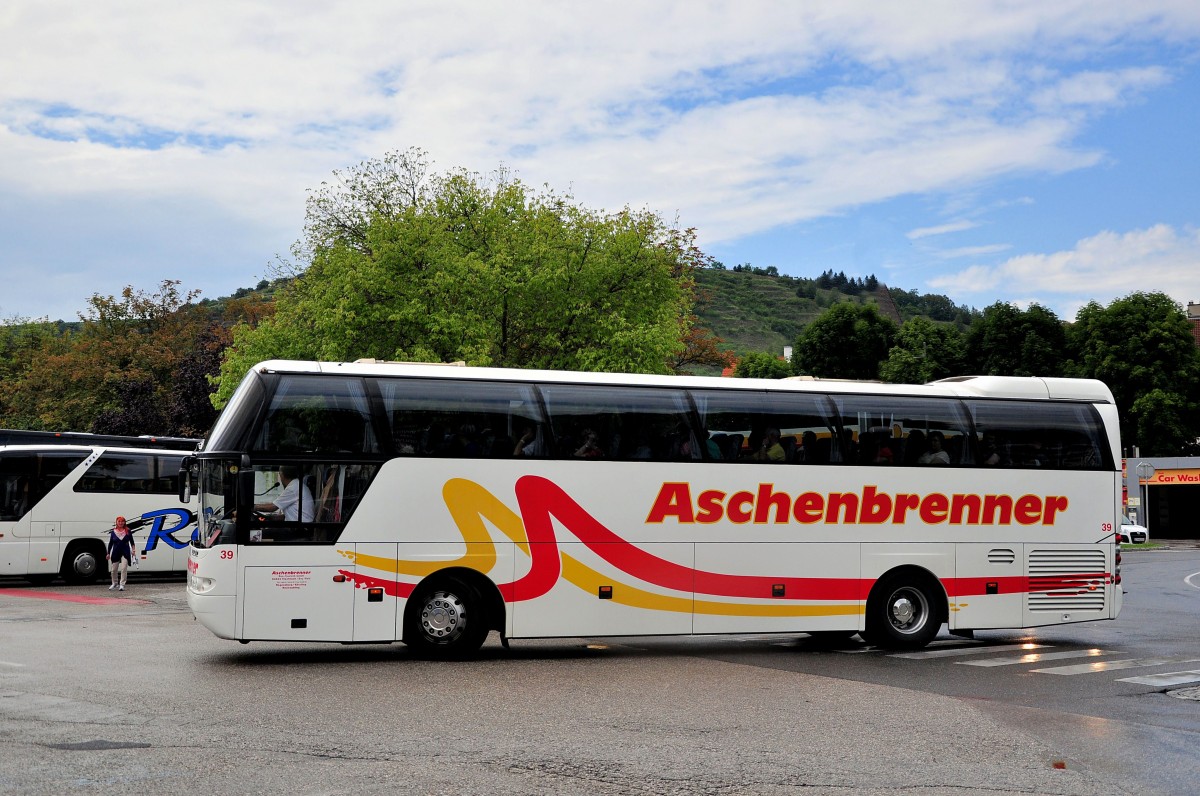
[1119,514,1149,544]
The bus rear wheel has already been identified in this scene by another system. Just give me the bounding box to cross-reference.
[862,572,943,650]
[61,542,103,584]
[404,576,488,659]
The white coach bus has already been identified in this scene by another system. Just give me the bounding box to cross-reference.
[184,360,1123,657]
[1,436,199,583]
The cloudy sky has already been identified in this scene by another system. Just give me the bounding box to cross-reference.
[2,1,1198,323]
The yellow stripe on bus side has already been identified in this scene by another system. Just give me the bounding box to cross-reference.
[559,554,862,618]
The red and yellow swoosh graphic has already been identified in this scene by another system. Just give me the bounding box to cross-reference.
[336,476,1108,616]
[337,476,865,617]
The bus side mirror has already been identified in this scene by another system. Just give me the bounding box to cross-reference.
[179,457,194,503]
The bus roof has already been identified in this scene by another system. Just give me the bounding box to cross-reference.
[0,444,191,456]
[0,429,200,451]
[245,360,1116,405]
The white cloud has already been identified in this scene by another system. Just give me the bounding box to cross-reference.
[907,220,979,239]
[1,1,1199,319]
[937,244,1013,259]
[1030,67,1171,109]
[929,224,1200,316]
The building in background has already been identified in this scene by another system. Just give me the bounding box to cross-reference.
[1124,457,1200,540]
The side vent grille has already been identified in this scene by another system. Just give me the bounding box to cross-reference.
[1028,549,1108,612]
[988,548,1016,565]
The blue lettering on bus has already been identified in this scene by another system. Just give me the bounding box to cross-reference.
[138,508,199,551]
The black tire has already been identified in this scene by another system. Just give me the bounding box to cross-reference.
[61,543,104,585]
[404,576,489,659]
[863,572,943,650]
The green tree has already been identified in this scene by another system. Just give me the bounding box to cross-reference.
[1,281,227,435]
[733,352,792,379]
[791,303,896,379]
[215,150,698,405]
[965,302,1067,376]
[879,317,967,384]
[0,318,67,425]
[1068,292,1200,455]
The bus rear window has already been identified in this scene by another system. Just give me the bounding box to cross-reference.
[966,400,1110,469]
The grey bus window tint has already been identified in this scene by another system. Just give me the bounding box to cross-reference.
[967,400,1110,470]
[0,453,86,520]
[691,389,833,463]
[75,454,183,495]
[207,369,267,451]
[252,375,379,454]
[0,454,37,521]
[540,383,694,461]
[830,395,971,466]
[374,377,543,458]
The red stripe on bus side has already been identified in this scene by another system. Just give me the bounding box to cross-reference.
[515,475,872,601]
[943,573,1111,597]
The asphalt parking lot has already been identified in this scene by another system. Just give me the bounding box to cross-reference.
[0,576,1155,796]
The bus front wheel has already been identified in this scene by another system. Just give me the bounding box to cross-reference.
[404,576,488,659]
[61,542,103,584]
[862,571,943,650]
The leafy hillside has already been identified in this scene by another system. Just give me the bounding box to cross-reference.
[693,267,972,359]
[200,269,975,363]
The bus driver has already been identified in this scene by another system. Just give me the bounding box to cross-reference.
[254,466,316,522]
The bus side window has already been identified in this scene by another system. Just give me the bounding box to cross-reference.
[372,377,542,459]
[539,383,694,462]
[252,375,379,455]
[829,395,971,467]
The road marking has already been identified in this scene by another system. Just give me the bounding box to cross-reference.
[0,661,24,668]
[1184,571,1200,590]
[1116,670,1200,687]
[890,643,1047,659]
[0,588,150,606]
[957,648,1109,667]
[1032,657,1200,675]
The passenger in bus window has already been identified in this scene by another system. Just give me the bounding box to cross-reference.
[9,476,30,520]
[1023,438,1047,467]
[980,432,1002,466]
[442,424,481,457]
[917,431,950,465]
[753,428,786,462]
[513,423,545,456]
[869,435,894,465]
[574,429,604,459]
[107,516,135,591]
[254,466,316,522]
[795,430,817,463]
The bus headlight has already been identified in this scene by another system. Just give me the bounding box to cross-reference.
[190,576,216,594]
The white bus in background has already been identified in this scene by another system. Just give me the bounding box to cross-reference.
[185,360,1123,658]
[0,438,199,584]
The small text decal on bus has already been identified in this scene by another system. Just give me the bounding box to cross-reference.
[645,483,1068,526]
